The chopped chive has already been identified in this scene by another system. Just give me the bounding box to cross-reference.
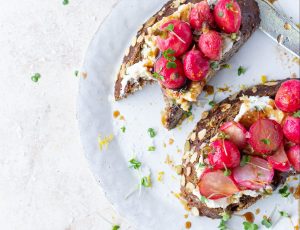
[243,221,258,230]
[293,110,300,118]
[147,128,156,138]
[260,138,271,145]
[166,61,177,69]
[153,72,164,80]
[129,158,141,170]
[31,73,41,83]
[141,176,152,187]
[148,146,156,151]
[209,101,216,107]
[238,66,247,76]
[112,225,120,230]
[240,155,250,166]
[279,185,290,197]
[224,168,231,176]
[166,23,174,32]
[261,217,272,228]
[121,126,126,133]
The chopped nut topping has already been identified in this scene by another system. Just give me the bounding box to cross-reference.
[190,132,196,141]
[185,182,195,192]
[197,129,207,141]
[201,111,209,119]
[191,207,200,216]
[181,175,186,186]
[186,167,192,176]
[175,165,183,175]
[190,152,198,163]
[220,103,231,112]
[252,86,258,93]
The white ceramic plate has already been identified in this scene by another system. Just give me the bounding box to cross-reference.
[78,0,300,229]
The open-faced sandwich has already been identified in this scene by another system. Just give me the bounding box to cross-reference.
[180,78,300,218]
[114,0,260,130]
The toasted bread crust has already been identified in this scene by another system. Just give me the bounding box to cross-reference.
[181,79,298,219]
[114,0,261,130]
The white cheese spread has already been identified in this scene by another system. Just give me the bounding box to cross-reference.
[192,187,261,209]
[234,96,285,124]
[120,61,153,96]
[221,35,234,57]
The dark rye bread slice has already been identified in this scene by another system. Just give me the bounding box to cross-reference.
[181,79,299,219]
[114,0,261,130]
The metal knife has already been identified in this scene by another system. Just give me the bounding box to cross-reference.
[256,0,300,58]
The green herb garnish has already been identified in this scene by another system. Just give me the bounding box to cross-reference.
[153,72,164,80]
[112,225,120,230]
[293,110,300,118]
[129,158,141,170]
[121,126,126,133]
[31,73,41,82]
[279,211,290,217]
[222,63,231,69]
[209,101,216,107]
[163,49,176,61]
[166,61,177,69]
[279,185,290,198]
[226,3,233,9]
[62,0,69,5]
[141,176,152,187]
[238,66,247,76]
[243,221,258,230]
[218,212,230,230]
[198,162,206,168]
[148,128,156,138]
[261,217,272,228]
[231,33,237,40]
[74,70,79,77]
[260,138,271,145]
[218,11,224,17]
[240,155,250,167]
[210,61,220,70]
[200,195,208,203]
[148,146,156,151]
[166,23,175,32]
[218,219,228,230]
[224,168,231,176]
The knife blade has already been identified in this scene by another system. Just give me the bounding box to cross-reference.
[256,0,300,58]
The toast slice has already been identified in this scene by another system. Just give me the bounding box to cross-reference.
[114,0,260,129]
[180,79,299,219]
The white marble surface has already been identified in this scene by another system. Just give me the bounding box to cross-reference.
[0,0,131,229]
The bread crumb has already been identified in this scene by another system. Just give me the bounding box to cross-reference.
[169,138,174,145]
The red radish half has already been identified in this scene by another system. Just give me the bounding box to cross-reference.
[283,116,300,144]
[233,156,274,190]
[286,145,300,172]
[220,122,248,149]
[267,144,291,172]
[275,79,300,112]
[198,169,239,199]
[213,0,242,33]
[183,49,210,81]
[198,30,222,60]
[248,119,283,155]
[208,139,241,169]
[156,20,193,57]
[189,1,215,30]
[154,56,186,89]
